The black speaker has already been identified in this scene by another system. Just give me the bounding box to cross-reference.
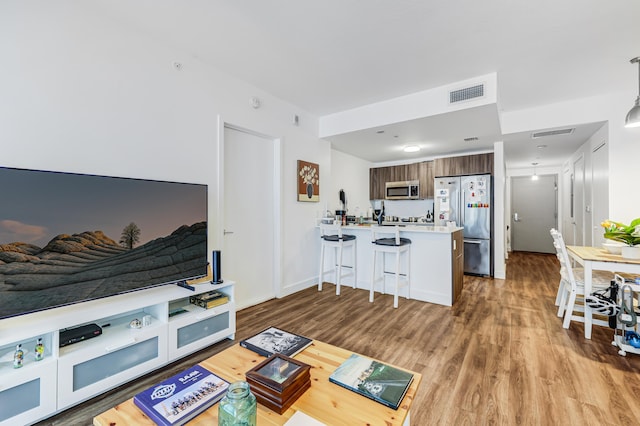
[212,250,223,284]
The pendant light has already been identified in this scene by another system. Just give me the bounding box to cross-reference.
[531,162,539,181]
[626,57,640,128]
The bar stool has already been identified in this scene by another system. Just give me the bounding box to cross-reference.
[318,223,357,295]
[370,226,411,308]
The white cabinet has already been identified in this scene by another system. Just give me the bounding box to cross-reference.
[0,357,57,426]
[0,280,235,425]
[168,284,235,360]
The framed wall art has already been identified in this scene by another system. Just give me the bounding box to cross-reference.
[297,160,319,202]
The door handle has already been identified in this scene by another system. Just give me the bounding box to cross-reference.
[514,212,520,222]
[224,229,234,235]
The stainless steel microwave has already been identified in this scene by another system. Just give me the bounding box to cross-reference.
[385,180,420,200]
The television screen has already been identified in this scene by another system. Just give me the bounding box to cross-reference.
[0,166,208,320]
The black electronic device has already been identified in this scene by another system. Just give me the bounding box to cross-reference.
[59,323,103,347]
[212,250,223,284]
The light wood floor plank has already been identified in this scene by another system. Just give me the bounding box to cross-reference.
[35,252,640,425]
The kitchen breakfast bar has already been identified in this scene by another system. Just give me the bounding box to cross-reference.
[320,224,464,306]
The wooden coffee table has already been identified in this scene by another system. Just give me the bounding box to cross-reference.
[93,340,421,425]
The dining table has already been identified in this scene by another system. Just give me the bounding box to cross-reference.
[566,245,640,339]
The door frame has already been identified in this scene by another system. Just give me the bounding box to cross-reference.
[505,168,562,253]
[215,116,283,299]
[509,174,558,253]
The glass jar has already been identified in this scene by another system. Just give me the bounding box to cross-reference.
[218,381,257,426]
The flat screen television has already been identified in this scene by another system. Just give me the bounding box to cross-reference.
[0,166,208,320]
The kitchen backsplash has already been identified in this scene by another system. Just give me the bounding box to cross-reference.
[370,199,434,219]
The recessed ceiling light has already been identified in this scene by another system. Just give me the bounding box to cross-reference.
[404,145,420,153]
[537,144,547,149]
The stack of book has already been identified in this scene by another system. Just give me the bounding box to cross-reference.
[245,353,311,414]
[189,290,229,309]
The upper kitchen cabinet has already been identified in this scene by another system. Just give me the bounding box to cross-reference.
[369,161,433,200]
[418,161,434,199]
[369,167,386,200]
[434,153,494,177]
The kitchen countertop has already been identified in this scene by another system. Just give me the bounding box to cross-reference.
[343,223,463,233]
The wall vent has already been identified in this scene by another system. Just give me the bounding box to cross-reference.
[449,84,484,103]
[531,128,575,138]
[464,137,479,142]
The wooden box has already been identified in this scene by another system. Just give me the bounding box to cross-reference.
[245,353,311,414]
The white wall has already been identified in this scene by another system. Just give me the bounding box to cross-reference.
[319,73,498,137]
[502,93,640,223]
[493,142,506,279]
[327,150,372,218]
[559,123,609,247]
[0,2,327,299]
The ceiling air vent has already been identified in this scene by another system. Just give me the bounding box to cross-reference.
[531,128,575,138]
[464,137,479,142]
[449,84,484,103]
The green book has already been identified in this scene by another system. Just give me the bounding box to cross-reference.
[329,353,413,410]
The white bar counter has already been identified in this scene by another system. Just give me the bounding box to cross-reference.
[323,224,464,306]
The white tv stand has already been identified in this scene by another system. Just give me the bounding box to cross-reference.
[0,280,235,425]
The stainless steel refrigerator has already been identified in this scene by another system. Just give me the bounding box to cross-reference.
[434,174,493,276]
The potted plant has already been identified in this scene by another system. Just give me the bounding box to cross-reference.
[601,218,640,259]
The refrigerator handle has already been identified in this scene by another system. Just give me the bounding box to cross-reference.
[463,239,481,244]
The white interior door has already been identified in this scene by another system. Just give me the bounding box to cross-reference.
[511,175,557,253]
[223,126,276,308]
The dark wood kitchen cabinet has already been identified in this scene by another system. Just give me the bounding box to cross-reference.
[452,229,464,303]
[434,153,493,177]
[369,165,407,199]
[370,161,434,200]
[369,166,388,200]
[418,161,433,199]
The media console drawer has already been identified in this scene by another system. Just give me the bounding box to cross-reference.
[168,303,235,359]
[57,333,168,409]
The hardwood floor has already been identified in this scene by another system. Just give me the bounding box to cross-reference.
[37,252,640,425]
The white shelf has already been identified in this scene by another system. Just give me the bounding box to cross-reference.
[0,280,236,425]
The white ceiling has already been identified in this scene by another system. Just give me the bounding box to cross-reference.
[91,0,640,168]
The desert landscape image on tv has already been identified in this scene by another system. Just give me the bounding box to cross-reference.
[0,167,208,319]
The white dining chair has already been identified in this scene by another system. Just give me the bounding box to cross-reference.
[550,229,612,309]
[553,231,611,329]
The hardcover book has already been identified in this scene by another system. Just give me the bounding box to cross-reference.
[328,353,414,410]
[240,326,312,357]
[133,364,229,426]
[197,296,229,309]
[190,290,229,309]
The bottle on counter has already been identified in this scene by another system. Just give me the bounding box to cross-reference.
[35,338,44,361]
[377,201,385,225]
[13,344,24,368]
